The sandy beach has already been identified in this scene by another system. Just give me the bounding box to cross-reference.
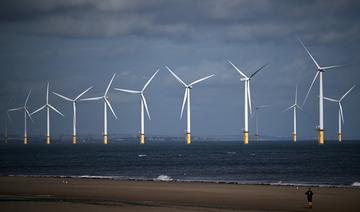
[0,176,358,211]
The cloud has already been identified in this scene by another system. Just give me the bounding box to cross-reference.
[0,0,359,44]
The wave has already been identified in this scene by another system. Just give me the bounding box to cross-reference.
[5,174,359,188]
[351,182,360,187]
[154,175,173,182]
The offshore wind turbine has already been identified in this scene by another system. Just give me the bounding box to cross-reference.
[299,38,345,144]
[166,66,214,145]
[253,104,271,142]
[81,74,117,144]
[31,83,64,144]
[323,85,355,142]
[227,60,268,144]
[7,90,34,144]
[114,70,159,144]
[284,86,302,142]
[52,86,93,144]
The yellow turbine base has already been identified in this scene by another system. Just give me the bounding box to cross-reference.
[72,136,77,145]
[46,136,51,145]
[243,131,249,145]
[24,137,28,145]
[186,133,191,145]
[104,135,108,145]
[293,133,297,142]
[140,134,145,144]
[338,133,342,143]
[318,130,324,145]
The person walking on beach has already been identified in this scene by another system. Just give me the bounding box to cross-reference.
[305,187,313,208]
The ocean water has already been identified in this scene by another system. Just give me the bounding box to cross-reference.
[0,140,359,187]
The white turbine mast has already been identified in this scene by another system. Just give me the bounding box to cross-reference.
[31,83,64,144]
[114,69,159,144]
[7,89,34,144]
[52,86,93,144]
[81,74,117,144]
[299,38,345,145]
[227,60,268,144]
[323,85,355,142]
[165,66,214,145]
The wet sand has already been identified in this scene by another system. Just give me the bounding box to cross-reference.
[0,176,359,211]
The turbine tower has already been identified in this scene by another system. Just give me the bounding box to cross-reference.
[7,90,34,144]
[114,70,159,144]
[52,86,93,144]
[284,86,302,142]
[227,60,268,144]
[31,83,64,144]
[323,85,355,142]
[166,66,214,145]
[299,38,345,145]
[253,104,271,142]
[81,74,117,144]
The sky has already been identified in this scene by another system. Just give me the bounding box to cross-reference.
[1,0,360,139]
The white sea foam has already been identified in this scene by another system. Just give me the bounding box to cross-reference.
[154,175,173,182]
[138,154,147,157]
[351,182,360,187]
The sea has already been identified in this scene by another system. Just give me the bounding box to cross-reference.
[1,140,359,188]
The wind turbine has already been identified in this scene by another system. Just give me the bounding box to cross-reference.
[166,66,214,145]
[323,85,355,142]
[7,90,34,144]
[253,104,271,142]
[284,86,302,142]
[299,38,345,144]
[3,110,12,143]
[52,86,93,144]
[81,74,117,144]
[227,60,268,144]
[114,70,159,144]
[31,83,64,144]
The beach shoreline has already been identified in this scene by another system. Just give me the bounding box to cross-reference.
[0,176,359,212]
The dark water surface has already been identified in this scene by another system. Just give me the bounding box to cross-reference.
[1,140,359,187]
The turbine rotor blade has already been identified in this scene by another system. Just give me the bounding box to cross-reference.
[52,92,73,101]
[340,85,356,101]
[141,94,151,120]
[339,103,344,123]
[250,63,269,79]
[227,60,248,78]
[114,88,141,94]
[180,88,188,119]
[80,97,103,101]
[298,38,321,69]
[189,74,215,86]
[283,104,296,112]
[295,85,298,105]
[46,83,49,104]
[31,105,46,115]
[6,111,13,123]
[75,86,93,100]
[247,82,252,114]
[142,69,159,92]
[48,104,64,117]
[165,66,187,87]
[25,89,32,106]
[302,71,319,107]
[322,64,346,70]
[8,107,23,112]
[323,97,338,102]
[105,73,116,96]
[105,98,117,119]
[25,108,34,123]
